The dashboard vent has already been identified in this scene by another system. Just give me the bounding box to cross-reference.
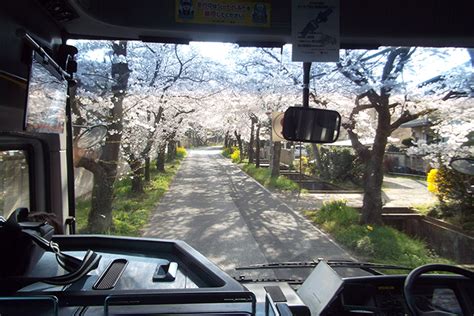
[93,259,128,290]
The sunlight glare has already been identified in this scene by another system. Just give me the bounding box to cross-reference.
[190,41,236,64]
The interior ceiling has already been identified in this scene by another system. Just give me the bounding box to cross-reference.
[52,0,474,48]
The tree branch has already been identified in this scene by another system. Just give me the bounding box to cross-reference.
[76,156,103,176]
[390,109,436,132]
[123,96,150,114]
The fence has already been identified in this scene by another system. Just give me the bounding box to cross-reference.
[381,208,474,263]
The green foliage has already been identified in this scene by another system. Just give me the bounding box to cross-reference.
[311,200,360,227]
[231,149,241,163]
[305,201,452,269]
[176,146,187,159]
[313,146,364,185]
[242,164,299,191]
[221,146,238,158]
[432,166,474,222]
[75,198,91,233]
[76,159,182,236]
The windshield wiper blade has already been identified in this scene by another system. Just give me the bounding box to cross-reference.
[235,259,412,272]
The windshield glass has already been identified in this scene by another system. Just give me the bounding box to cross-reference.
[70,41,473,278]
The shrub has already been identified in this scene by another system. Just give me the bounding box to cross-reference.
[315,200,360,227]
[294,156,312,174]
[426,168,439,194]
[313,147,364,185]
[176,146,187,159]
[431,166,473,220]
[242,163,299,191]
[304,201,452,268]
[222,146,238,158]
[231,149,240,163]
[269,175,300,191]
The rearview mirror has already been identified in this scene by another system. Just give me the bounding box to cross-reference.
[282,107,341,143]
[450,158,474,176]
[75,125,108,149]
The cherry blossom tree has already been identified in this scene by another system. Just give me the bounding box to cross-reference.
[71,40,221,231]
[304,47,472,225]
[407,49,474,166]
[72,40,130,233]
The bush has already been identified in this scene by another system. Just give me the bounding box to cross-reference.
[304,201,452,268]
[313,147,364,185]
[242,163,299,191]
[294,156,312,174]
[426,169,439,194]
[176,146,187,159]
[431,166,474,221]
[231,149,240,163]
[222,146,238,158]
[269,175,300,191]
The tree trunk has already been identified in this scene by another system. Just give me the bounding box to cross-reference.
[310,143,324,175]
[360,106,390,225]
[224,131,229,148]
[248,120,255,164]
[156,144,166,172]
[234,131,243,162]
[86,41,129,233]
[270,141,281,177]
[167,140,176,162]
[88,167,114,233]
[255,125,261,168]
[361,160,385,225]
[144,157,151,182]
[129,158,145,194]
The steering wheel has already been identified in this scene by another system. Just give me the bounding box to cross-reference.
[403,264,474,316]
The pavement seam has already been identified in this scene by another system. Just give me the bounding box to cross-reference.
[220,155,358,262]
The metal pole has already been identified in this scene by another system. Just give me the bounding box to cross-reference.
[299,62,311,196]
[302,62,311,108]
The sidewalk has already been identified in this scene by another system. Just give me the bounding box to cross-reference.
[276,174,437,213]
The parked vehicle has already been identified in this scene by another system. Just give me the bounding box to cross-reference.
[293,144,308,158]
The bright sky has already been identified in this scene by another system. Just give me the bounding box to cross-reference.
[189,42,470,81]
[190,41,236,64]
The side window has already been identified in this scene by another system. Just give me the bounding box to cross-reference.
[0,150,30,218]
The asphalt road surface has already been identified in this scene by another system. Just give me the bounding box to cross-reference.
[143,147,356,280]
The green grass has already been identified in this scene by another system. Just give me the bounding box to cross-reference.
[241,163,299,191]
[304,200,453,270]
[75,158,183,236]
[411,203,436,216]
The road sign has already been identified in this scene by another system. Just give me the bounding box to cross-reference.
[291,0,340,62]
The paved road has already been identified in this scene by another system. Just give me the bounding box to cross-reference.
[143,147,355,280]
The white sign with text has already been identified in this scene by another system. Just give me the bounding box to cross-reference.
[292,0,340,62]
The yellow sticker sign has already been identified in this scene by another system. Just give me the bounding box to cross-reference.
[176,0,271,27]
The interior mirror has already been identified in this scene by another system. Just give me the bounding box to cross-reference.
[450,158,474,176]
[75,125,108,149]
[282,107,341,143]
